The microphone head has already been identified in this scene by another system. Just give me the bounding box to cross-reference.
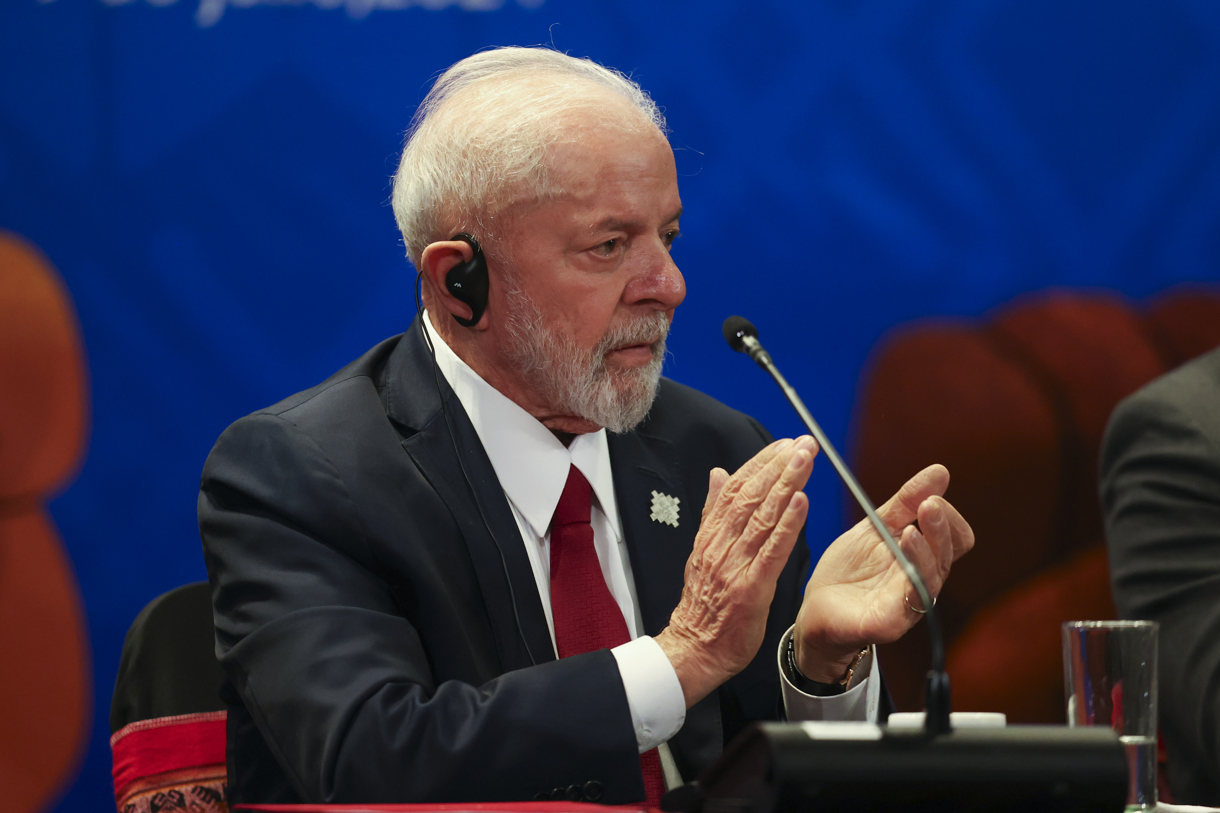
[722,315,758,353]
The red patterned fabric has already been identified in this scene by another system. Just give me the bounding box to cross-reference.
[549,466,665,807]
[111,710,228,812]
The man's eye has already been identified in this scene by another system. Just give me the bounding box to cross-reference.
[664,230,682,248]
[595,239,619,256]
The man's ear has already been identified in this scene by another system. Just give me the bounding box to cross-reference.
[419,239,490,330]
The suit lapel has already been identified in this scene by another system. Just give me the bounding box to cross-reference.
[609,426,724,779]
[607,429,690,638]
[387,322,555,673]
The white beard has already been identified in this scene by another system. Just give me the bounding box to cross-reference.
[501,284,669,433]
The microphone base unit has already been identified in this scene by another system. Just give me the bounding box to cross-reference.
[664,722,1127,813]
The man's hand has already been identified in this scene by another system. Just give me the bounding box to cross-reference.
[793,464,975,682]
[655,436,818,708]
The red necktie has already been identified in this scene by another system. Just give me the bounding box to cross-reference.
[549,465,666,807]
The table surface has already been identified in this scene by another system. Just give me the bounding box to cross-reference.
[236,802,1220,813]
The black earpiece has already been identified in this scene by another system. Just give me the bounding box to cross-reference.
[445,232,488,328]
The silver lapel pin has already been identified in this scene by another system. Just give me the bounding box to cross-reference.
[649,491,680,528]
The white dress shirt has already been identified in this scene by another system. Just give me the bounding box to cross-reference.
[422,311,878,786]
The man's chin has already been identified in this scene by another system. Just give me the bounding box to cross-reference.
[515,326,666,434]
[594,365,663,433]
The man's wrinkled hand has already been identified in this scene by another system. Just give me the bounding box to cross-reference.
[792,463,974,683]
[655,436,818,708]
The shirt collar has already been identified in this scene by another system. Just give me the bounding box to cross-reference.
[422,311,622,541]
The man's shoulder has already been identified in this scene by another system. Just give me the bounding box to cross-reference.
[642,378,772,448]
[205,333,416,473]
[1110,346,1220,441]
[254,334,405,422]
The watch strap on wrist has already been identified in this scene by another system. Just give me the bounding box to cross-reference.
[785,634,870,697]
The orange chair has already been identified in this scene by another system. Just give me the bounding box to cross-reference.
[850,287,1220,725]
[0,231,92,812]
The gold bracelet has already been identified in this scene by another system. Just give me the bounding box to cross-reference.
[838,646,871,688]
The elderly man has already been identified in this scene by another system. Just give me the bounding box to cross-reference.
[199,47,973,806]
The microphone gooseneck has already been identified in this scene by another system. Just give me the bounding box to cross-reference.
[721,315,952,736]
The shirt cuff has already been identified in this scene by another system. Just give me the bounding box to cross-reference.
[777,626,880,722]
[611,636,686,753]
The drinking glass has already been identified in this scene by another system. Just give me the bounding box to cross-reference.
[1062,620,1159,811]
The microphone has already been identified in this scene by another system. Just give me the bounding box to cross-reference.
[722,315,951,735]
[722,315,772,368]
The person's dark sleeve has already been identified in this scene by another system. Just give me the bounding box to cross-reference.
[1101,393,1220,804]
[199,412,641,804]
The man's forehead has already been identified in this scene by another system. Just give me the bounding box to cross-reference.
[556,181,683,241]
[546,128,677,194]
[486,118,674,216]
[486,111,679,247]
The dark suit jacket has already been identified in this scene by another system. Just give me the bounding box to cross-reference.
[1102,345,1220,805]
[199,320,809,804]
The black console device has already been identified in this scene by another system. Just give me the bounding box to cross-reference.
[673,722,1127,813]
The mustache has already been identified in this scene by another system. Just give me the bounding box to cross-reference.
[596,311,672,356]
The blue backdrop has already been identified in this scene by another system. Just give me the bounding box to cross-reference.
[3,0,1220,809]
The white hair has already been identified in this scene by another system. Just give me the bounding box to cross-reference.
[391,47,667,267]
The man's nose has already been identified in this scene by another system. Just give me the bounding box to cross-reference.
[625,244,686,311]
